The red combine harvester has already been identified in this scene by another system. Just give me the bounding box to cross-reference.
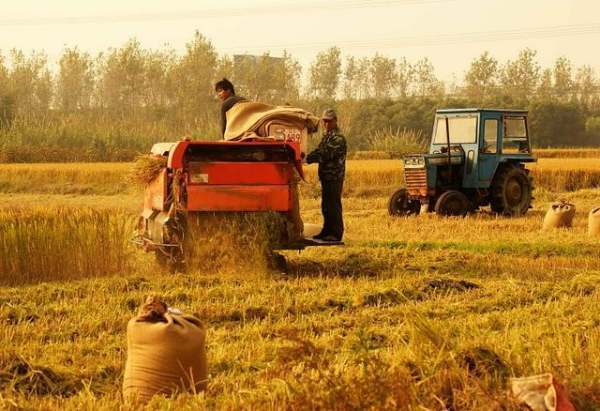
[134,136,341,268]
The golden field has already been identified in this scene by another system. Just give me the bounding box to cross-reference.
[1,157,600,197]
[1,158,600,409]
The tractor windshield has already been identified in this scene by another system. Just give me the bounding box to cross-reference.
[433,116,477,145]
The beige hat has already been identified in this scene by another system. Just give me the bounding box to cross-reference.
[321,108,337,120]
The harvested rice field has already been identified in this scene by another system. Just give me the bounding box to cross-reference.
[1,158,600,410]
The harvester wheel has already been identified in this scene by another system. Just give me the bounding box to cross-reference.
[388,188,421,216]
[434,190,470,217]
[490,165,532,216]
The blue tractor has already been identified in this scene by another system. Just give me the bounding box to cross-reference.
[388,108,536,217]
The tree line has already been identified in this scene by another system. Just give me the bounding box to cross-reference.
[0,31,599,161]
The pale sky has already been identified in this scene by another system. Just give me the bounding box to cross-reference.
[1,0,600,82]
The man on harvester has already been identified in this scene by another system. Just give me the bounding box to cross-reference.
[306,109,347,242]
[215,78,246,137]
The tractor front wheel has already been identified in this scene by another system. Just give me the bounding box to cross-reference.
[490,165,532,216]
[434,190,470,217]
[388,188,421,216]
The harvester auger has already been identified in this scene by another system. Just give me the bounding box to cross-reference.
[388,108,536,217]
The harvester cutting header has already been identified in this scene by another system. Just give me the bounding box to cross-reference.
[133,101,340,267]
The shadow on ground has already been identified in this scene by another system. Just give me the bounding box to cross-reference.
[283,253,387,278]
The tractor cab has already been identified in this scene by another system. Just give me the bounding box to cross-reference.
[389,108,536,217]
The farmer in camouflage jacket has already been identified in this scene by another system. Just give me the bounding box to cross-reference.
[306,109,347,242]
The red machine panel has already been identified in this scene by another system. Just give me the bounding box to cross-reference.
[186,185,291,212]
[188,162,292,185]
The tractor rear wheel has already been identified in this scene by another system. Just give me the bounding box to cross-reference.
[388,188,421,216]
[434,190,470,217]
[490,165,532,216]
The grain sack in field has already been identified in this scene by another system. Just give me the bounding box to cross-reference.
[123,296,207,404]
[511,373,575,411]
[588,206,600,238]
[542,201,576,230]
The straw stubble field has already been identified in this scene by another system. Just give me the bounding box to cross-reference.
[1,157,600,410]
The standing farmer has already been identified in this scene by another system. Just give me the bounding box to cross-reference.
[214,78,246,137]
[306,109,347,242]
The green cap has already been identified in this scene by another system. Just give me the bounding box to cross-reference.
[321,108,337,120]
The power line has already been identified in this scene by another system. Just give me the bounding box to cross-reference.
[220,23,600,52]
[0,0,457,27]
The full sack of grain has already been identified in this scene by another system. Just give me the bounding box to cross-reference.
[589,206,600,237]
[123,297,207,404]
[543,201,576,230]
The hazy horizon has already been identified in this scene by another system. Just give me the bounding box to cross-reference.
[2,0,600,82]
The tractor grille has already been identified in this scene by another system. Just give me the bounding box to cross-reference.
[404,168,428,196]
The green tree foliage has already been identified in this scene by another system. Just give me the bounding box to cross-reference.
[464,52,498,104]
[7,49,52,117]
[171,32,218,120]
[396,57,414,98]
[355,57,372,100]
[413,58,444,98]
[96,39,147,115]
[233,51,301,104]
[536,69,554,102]
[529,101,587,147]
[0,52,14,128]
[499,48,540,106]
[553,56,573,102]
[56,47,94,112]
[342,97,437,150]
[370,54,397,98]
[585,116,600,140]
[574,65,598,112]
[1,35,600,162]
[342,56,359,100]
[143,48,176,112]
[309,47,342,99]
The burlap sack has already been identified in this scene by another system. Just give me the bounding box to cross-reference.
[123,297,207,404]
[511,373,575,411]
[588,206,600,238]
[224,102,319,157]
[542,201,576,230]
